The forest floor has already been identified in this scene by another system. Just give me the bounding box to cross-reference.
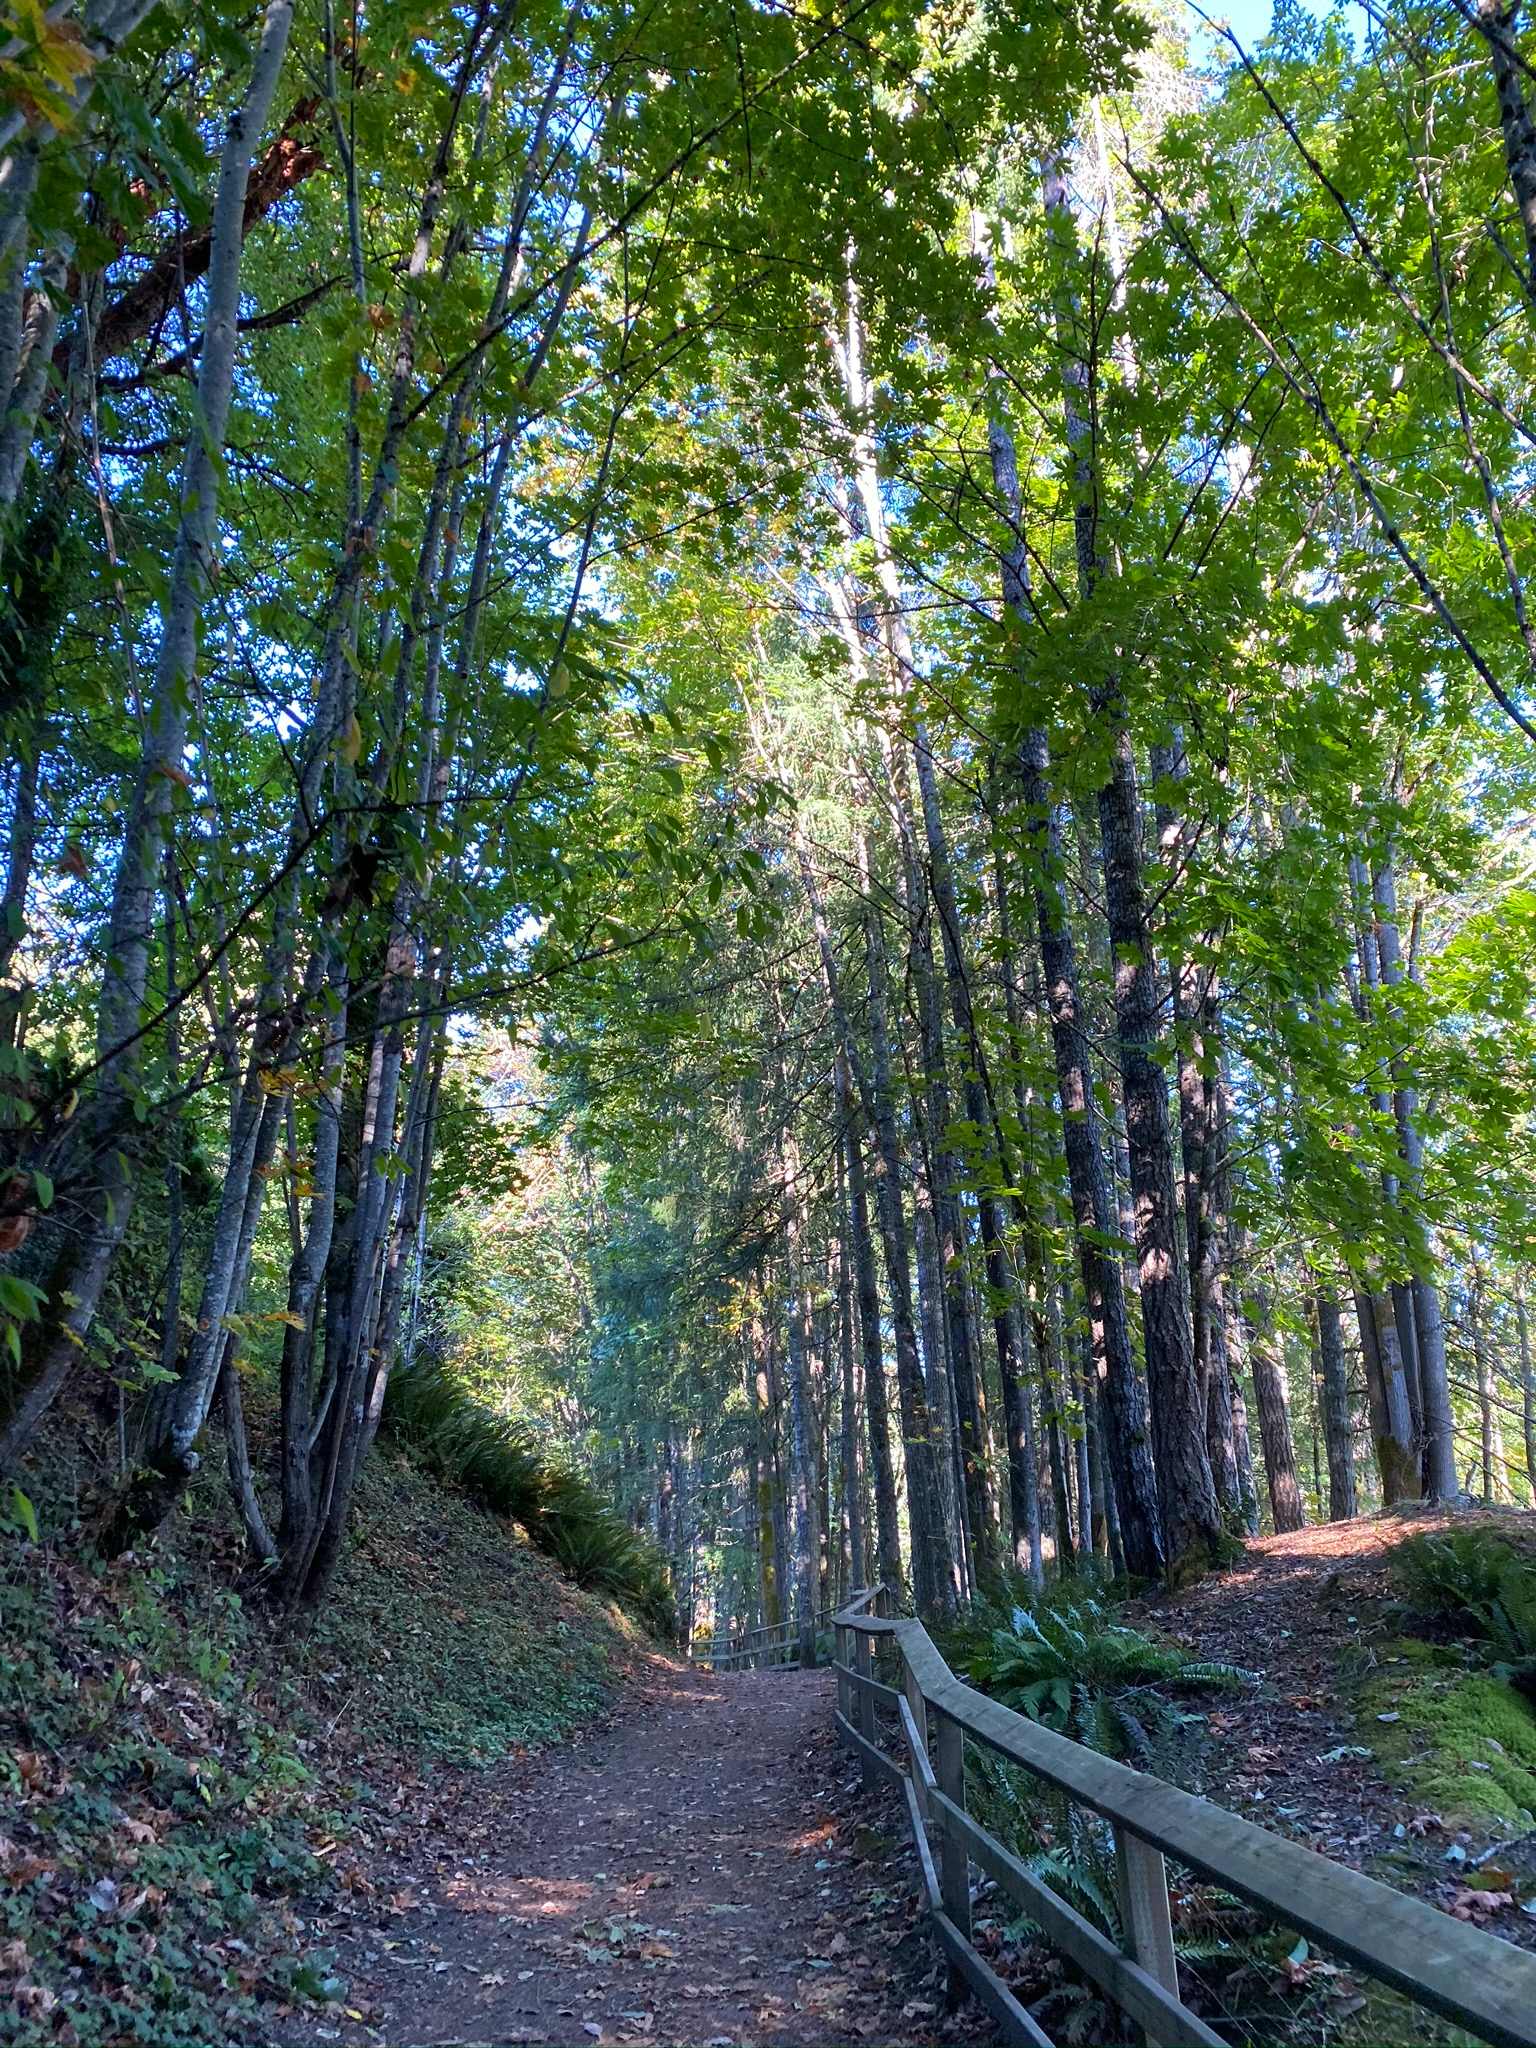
[296,1658,983,2048]
[1129,1507,1536,1955]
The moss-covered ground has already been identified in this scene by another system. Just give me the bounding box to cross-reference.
[1362,1636,1536,1827]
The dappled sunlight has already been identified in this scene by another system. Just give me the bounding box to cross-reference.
[442,1872,598,1920]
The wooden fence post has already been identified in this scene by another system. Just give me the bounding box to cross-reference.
[1114,1823,1178,2013]
[935,1710,970,1978]
[836,1624,848,1721]
[855,1627,877,1788]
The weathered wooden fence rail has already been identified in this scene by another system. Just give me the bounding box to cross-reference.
[833,1587,1536,2048]
[689,1607,831,1671]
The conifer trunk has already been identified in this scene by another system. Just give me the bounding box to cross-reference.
[985,406,1163,1578]
[1315,1285,1357,1520]
[1042,153,1221,1576]
[1246,1277,1306,1533]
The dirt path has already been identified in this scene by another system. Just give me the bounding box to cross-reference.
[302,1657,990,2048]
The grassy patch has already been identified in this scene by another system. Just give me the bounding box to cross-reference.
[301,1446,637,1762]
[1363,1640,1536,1827]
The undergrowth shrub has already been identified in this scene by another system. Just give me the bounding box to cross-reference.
[384,1363,673,1635]
[1390,1528,1536,1698]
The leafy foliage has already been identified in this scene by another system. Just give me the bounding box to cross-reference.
[1391,1528,1536,1697]
[0,1552,340,2046]
[961,1593,1251,1759]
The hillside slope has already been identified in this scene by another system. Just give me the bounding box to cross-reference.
[1131,1509,1536,1945]
[0,1447,654,2047]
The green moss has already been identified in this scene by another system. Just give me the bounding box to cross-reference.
[1364,1644,1536,1825]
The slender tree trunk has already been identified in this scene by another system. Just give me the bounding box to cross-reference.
[1246,1278,1306,1533]
[1470,1262,1502,1505]
[998,1294,1044,1585]
[852,870,956,1616]
[1475,0,1536,301]
[0,0,298,1469]
[781,790,945,1610]
[218,1339,276,1562]
[835,1177,867,1593]
[1041,153,1221,1575]
[843,1108,902,1596]
[1371,849,1456,1498]
[984,407,1163,1579]
[1350,1277,1417,1502]
[774,1065,824,1663]
[1221,1245,1262,1535]
[1315,1284,1357,1520]
[1519,1289,1536,1501]
[1347,857,1426,1495]
[782,1261,821,1663]
[833,295,996,1589]
[750,1332,783,1629]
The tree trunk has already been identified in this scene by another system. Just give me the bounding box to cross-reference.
[835,1175,867,1593]
[0,0,298,1468]
[984,406,1163,1580]
[1475,0,1536,302]
[783,792,946,1612]
[1315,1284,1357,1520]
[750,1333,783,1629]
[843,1109,903,1596]
[1247,1279,1306,1533]
[835,293,996,1590]
[782,1262,821,1664]
[1519,1289,1536,1502]
[1370,849,1456,1498]
[1042,154,1221,1575]
[1470,1262,1503,1505]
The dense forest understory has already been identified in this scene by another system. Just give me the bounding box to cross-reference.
[6,0,1536,2036]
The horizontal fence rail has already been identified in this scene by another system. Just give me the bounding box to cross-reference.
[689,1606,831,1671]
[832,1588,1536,2048]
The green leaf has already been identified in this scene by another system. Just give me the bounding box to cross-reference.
[6,1485,39,1544]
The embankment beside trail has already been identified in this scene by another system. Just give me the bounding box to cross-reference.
[1,1444,658,2048]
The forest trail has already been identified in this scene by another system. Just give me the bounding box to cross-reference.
[305,1658,988,2048]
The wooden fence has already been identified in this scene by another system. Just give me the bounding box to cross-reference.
[689,1607,831,1671]
[833,1587,1536,2048]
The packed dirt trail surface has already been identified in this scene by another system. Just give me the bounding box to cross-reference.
[304,1658,990,2048]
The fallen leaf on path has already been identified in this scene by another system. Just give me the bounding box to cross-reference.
[1451,1888,1514,1920]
